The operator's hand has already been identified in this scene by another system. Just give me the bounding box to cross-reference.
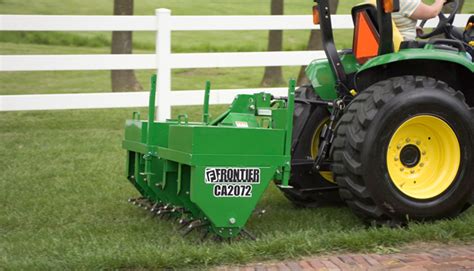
[416,26,425,37]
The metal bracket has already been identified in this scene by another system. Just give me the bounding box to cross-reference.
[313,98,346,171]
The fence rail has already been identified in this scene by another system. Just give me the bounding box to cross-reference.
[0,11,470,120]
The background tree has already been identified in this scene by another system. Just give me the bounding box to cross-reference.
[297,0,339,85]
[261,0,285,87]
[111,0,143,92]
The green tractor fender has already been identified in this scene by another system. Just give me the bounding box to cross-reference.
[355,48,474,106]
[305,52,360,101]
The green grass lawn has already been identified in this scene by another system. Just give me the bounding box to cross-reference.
[1,108,473,269]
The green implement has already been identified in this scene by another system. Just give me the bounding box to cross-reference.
[122,76,295,239]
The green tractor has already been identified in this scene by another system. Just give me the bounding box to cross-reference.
[286,0,474,224]
[122,0,473,239]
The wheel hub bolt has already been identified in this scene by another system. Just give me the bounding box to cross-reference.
[406,138,411,143]
[410,170,415,174]
[400,168,404,172]
[420,163,424,167]
[394,157,399,161]
[416,140,421,145]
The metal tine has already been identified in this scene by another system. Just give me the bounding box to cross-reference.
[164,211,175,220]
[257,209,267,218]
[163,206,185,220]
[178,218,192,229]
[241,228,257,241]
[143,201,154,210]
[172,207,185,213]
[173,214,182,222]
[212,235,223,242]
[156,204,170,212]
[129,197,151,208]
[133,197,151,208]
[182,220,208,236]
[151,204,167,216]
[149,202,160,213]
[182,220,200,236]
[142,201,153,210]
[156,208,173,218]
[200,229,210,242]
[127,197,145,203]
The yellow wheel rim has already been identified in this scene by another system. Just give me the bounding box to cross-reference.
[311,117,335,183]
[386,115,461,199]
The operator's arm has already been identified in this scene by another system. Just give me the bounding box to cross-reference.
[410,0,446,20]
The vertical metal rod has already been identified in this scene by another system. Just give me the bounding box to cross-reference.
[176,163,182,194]
[202,80,211,124]
[144,75,157,179]
[315,0,349,95]
[156,8,172,121]
[285,79,296,156]
[376,0,395,55]
[281,79,296,188]
[148,75,157,132]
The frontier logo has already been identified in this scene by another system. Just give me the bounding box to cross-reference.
[205,167,260,184]
[204,167,261,197]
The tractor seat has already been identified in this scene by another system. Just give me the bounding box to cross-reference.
[464,15,474,46]
[400,40,427,49]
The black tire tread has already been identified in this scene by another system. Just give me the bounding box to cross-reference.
[332,76,472,223]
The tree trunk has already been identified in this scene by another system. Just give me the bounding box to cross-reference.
[297,0,339,86]
[261,0,285,87]
[111,0,143,92]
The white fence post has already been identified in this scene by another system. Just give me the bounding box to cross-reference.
[155,8,172,121]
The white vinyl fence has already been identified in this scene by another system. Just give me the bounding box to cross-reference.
[0,10,470,120]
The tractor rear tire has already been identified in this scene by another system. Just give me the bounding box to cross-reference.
[331,76,474,224]
[281,85,342,208]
